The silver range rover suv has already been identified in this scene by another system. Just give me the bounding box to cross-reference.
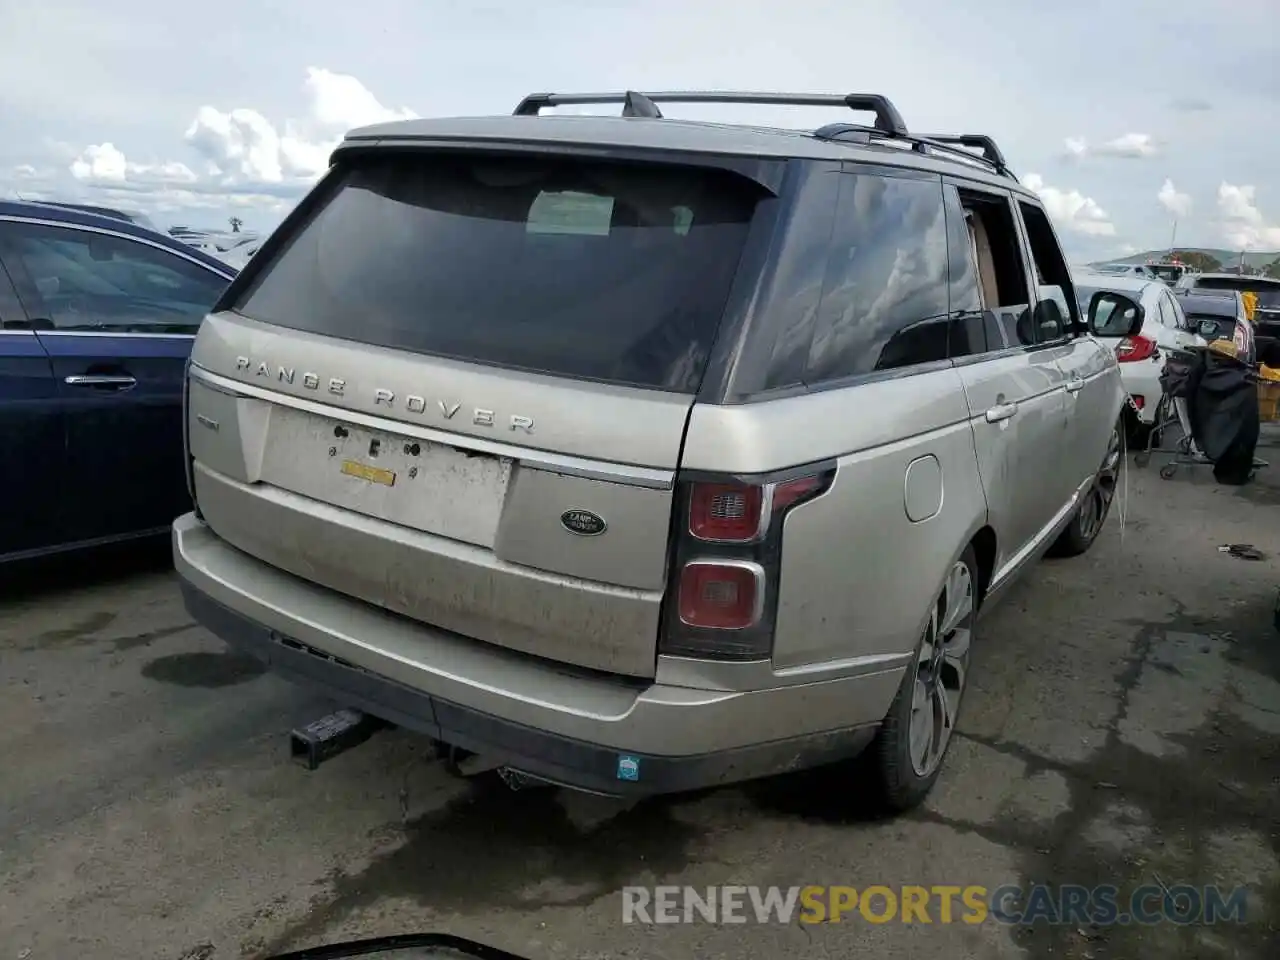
[174,90,1144,812]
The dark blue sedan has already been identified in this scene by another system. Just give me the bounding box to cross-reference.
[0,200,236,561]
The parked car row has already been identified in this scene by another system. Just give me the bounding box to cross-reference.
[1074,267,1276,442]
[1176,272,1280,366]
[0,199,236,562]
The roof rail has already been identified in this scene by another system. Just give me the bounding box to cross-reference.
[811,125,1016,181]
[513,90,909,137]
[913,133,1008,170]
[913,133,1012,176]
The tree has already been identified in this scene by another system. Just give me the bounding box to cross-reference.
[1263,257,1280,280]
[1173,250,1222,272]
[228,216,243,233]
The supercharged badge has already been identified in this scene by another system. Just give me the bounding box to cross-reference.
[560,509,606,537]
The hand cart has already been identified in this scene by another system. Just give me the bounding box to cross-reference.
[1134,344,1270,480]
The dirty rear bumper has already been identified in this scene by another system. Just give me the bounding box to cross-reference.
[173,514,886,797]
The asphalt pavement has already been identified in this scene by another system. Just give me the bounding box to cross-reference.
[2,428,1278,960]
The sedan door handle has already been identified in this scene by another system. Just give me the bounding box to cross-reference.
[64,374,137,389]
[1065,378,1085,394]
[985,402,1018,424]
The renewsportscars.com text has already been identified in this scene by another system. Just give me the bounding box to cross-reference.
[621,884,1249,926]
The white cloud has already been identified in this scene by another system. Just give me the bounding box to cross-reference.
[1157,178,1192,218]
[183,67,416,187]
[1096,133,1159,159]
[69,142,197,184]
[1216,182,1280,249]
[1061,133,1160,160]
[7,67,414,223]
[1023,173,1116,237]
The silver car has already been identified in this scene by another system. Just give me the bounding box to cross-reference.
[173,90,1142,812]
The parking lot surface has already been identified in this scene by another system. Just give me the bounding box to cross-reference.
[3,430,1278,960]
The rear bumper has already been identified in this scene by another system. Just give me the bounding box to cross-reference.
[173,514,891,796]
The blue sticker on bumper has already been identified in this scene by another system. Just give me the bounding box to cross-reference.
[616,754,641,781]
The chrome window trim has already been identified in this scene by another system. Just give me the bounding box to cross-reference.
[31,330,197,339]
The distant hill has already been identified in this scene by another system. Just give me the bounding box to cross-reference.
[1096,248,1279,270]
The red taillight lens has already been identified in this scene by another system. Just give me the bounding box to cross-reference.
[689,482,763,542]
[678,561,762,630]
[1116,335,1157,362]
[1131,394,1145,410]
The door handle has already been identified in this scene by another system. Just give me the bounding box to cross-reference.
[985,402,1018,424]
[1066,378,1085,394]
[65,374,137,389]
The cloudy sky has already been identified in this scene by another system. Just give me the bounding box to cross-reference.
[1,0,1277,260]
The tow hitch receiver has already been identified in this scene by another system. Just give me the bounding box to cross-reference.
[290,708,387,770]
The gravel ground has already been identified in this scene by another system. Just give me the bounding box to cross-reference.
[2,427,1278,960]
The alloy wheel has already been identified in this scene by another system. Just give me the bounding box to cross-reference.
[907,560,973,778]
[1077,425,1122,542]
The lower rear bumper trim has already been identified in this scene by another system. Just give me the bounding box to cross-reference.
[182,582,877,797]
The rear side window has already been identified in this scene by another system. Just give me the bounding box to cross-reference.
[234,153,761,393]
[0,222,228,332]
[804,172,950,383]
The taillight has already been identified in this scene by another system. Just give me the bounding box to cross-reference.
[678,560,763,630]
[1116,335,1157,362]
[689,483,763,542]
[661,466,835,660]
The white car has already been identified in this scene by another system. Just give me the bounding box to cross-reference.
[1073,271,1207,440]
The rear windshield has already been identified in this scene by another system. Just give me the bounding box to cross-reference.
[233,153,761,393]
[1195,276,1280,307]
[1187,312,1235,331]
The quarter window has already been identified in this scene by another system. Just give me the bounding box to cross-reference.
[0,222,229,333]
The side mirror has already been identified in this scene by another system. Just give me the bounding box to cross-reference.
[1087,291,1145,338]
[1033,299,1068,340]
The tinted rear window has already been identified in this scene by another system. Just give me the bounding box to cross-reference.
[234,153,761,393]
[1195,277,1280,307]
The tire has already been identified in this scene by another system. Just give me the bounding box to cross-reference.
[1049,418,1122,558]
[865,545,977,813]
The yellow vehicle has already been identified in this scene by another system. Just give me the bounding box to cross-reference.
[1242,290,1258,322]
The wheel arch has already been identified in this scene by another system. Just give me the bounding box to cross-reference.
[969,525,997,609]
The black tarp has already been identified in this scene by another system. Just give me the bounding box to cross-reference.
[1181,349,1261,485]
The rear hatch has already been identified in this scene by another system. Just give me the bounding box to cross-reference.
[185,147,765,678]
[1195,277,1280,340]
